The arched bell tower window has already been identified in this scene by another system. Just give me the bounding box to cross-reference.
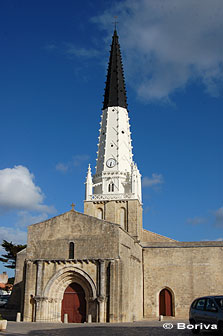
[120,207,127,231]
[97,208,103,219]
[69,242,74,259]
[108,183,114,192]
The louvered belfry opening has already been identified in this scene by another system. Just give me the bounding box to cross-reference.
[103,29,127,109]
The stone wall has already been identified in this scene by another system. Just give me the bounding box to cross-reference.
[143,241,223,318]
[84,199,143,240]
[0,272,8,284]
[15,248,27,284]
[22,210,143,323]
[27,211,120,260]
[127,200,143,240]
[8,248,27,311]
[118,229,143,322]
[141,229,177,242]
[23,260,98,322]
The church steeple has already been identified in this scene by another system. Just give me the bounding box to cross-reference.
[84,30,142,240]
[84,29,142,204]
[103,29,127,109]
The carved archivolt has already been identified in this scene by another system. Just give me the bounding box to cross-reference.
[43,265,97,301]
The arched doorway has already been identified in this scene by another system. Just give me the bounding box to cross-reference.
[61,282,86,323]
[42,266,97,322]
[159,288,173,316]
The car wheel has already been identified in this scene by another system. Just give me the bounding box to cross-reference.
[217,321,223,334]
[190,320,200,334]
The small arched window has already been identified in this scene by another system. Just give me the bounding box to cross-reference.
[97,208,103,219]
[69,242,74,259]
[108,183,114,192]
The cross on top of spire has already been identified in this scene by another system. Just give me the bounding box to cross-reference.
[113,16,118,30]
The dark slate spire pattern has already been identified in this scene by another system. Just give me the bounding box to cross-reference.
[103,30,127,109]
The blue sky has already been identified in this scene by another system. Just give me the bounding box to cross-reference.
[0,0,223,276]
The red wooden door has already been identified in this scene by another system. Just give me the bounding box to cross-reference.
[61,283,86,323]
[159,289,165,315]
[159,288,172,316]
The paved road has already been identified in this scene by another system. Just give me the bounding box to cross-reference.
[0,321,220,336]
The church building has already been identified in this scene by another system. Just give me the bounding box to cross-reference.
[14,29,223,323]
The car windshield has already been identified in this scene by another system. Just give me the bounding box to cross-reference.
[215,298,223,309]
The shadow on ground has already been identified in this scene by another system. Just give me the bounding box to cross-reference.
[2,325,220,336]
[26,326,199,336]
[1,334,24,336]
[28,327,179,336]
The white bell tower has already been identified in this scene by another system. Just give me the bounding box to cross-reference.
[84,30,142,240]
[91,105,141,203]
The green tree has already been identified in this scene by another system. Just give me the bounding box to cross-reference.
[0,240,27,269]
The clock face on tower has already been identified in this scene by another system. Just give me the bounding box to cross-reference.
[106,158,116,168]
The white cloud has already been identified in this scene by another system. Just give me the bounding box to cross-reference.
[142,173,164,188]
[65,44,100,59]
[93,0,223,101]
[0,165,54,213]
[56,163,69,173]
[17,211,49,227]
[202,237,223,241]
[56,155,90,173]
[213,206,223,227]
[0,245,3,255]
[187,216,207,225]
[44,43,57,51]
[72,155,90,167]
[0,226,27,245]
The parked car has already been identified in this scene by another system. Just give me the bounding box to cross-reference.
[189,296,223,334]
[0,295,10,308]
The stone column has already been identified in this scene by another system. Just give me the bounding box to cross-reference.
[23,261,36,322]
[35,260,43,321]
[114,259,120,322]
[108,260,115,322]
[88,298,96,323]
[98,260,105,322]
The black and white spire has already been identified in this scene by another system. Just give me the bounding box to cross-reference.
[103,30,127,109]
[85,30,142,204]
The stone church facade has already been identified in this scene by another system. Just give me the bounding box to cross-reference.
[14,30,223,323]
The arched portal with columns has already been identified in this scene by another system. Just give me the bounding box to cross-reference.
[37,266,97,323]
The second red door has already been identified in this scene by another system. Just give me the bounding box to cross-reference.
[159,288,173,316]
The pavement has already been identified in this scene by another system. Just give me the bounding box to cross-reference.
[0,320,220,336]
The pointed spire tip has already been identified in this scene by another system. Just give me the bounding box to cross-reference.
[103,30,127,109]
